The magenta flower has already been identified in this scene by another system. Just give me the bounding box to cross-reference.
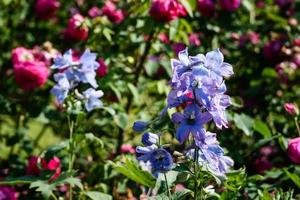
[254,157,273,174]
[14,61,49,90]
[96,58,108,77]
[120,144,136,154]
[64,14,89,41]
[263,39,283,63]
[35,0,60,20]
[219,0,241,11]
[284,103,299,116]
[88,6,101,18]
[288,137,300,164]
[149,0,187,22]
[197,0,216,17]
[189,33,201,46]
[101,1,124,24]
[0,186,18,200]
[11,47,34,65]
[26,156,42,176]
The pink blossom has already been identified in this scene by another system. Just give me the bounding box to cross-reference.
[0,186,18,200]
[64,14,89,41]
[158,33,170,44]
[35,0,60,20]
[189,33,201,46]
[219,0,241,12]
[292,53,300,67]
[288,137,300,164]
[11,47,34,65]
[26,156,41,176]
[14,61,49,90]
[149,0,187,22]
[101,1,124,24]
[239,31,260,47]
[88,6,101,18]
[197,0,216,17]
[120,144,135,154]
[96,58,108,77]
[284,103,299,116]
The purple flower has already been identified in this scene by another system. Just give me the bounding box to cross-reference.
[172,103,212,144]
[52,49,73,69]
[133,121,149,132]
[82,88,104,112]
[142,132,159,146]
[0,186,18,200]
[136,144,158,161]
[219,0,241,12]
[150,148,173,176]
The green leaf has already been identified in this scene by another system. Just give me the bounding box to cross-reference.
[262,68,277,78]
[128,83,140,105]
[179,0,193,17]
[103,28,113,42]
[169,20,179,40]
[109,157,156,188]
[30,180,53,199]
[85,133,104,147]
[234,113,254,136]
[85,191,112,200]
[0,176,39,185]
[284,169,300,188]
[253,119,272,138]
[113,113,128,129]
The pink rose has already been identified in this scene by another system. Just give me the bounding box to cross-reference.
[96,58,108,77]
[26,156,41,176]
[189,33,201,46]
[14,61,49,90]
[120,144,135,154]
[197,0,216,17]
[101,1,124,24]
[158,33,170,44]
[64,14,89,41]
[0,186,18,200]
[12,47,34,65]
[149,0,187,22]
[219,0,241,12]
[288,137,300,164]
[35,0,60,20]
[284,103,299,116]
[88,6,101,18]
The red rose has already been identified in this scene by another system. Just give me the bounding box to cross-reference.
[35,0,60,20]
[64,14,89,41]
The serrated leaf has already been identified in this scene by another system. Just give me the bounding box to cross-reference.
[109,157,156,188]
[234,113,254,136]
[85,191,112,200]
[253,119,272,138]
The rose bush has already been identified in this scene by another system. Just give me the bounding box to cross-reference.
[0,0,300,199]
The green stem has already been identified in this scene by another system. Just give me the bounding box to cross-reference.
[51,192,58,200]
[294,117,300,136]
[68,116,75,200]
[194,147,199,200]
[164,173,171,199]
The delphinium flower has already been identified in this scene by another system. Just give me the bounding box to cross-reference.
[136,132,173,177]
[168,47,234,176]
[51,49,103,112]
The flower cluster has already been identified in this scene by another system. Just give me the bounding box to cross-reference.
[136,132,173,177]
[134,48,234,178]
[51,49,104,112]
[169,48,234,176]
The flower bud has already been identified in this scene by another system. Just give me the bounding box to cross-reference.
[142,132,159,146]
[133,121,148,132]
[287,137,300,164]
[284,103,299,116]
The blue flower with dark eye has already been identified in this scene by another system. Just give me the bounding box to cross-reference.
[142,132,159,146]
[82,88,104,112]
[52,49,73,69]
[150,148,173,176]
[172,103,212,144]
